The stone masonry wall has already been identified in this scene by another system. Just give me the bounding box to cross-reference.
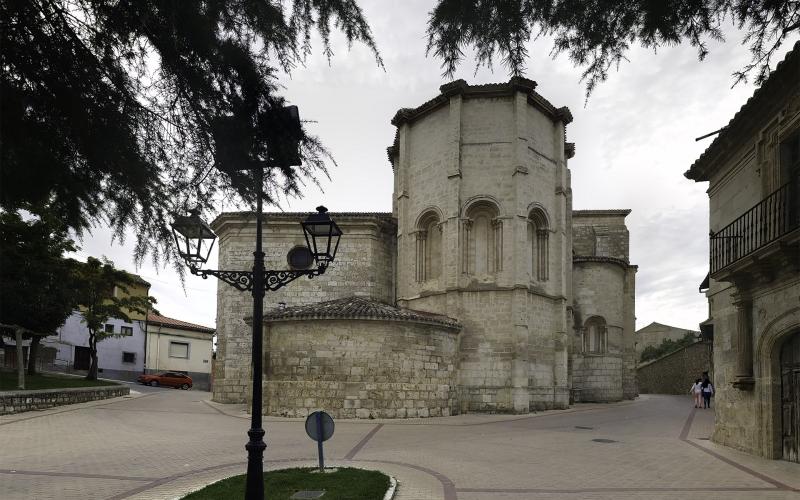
[211,213,396,404]
[636,341,712,394]
[1,385,129,414]
[571,260,628,402]
[264,318,459,418]
[393,83,572,414]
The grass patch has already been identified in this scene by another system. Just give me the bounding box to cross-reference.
[182,467,390,500]
[0,371,118,391]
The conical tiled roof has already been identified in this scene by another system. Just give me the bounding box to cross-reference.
[263,296,461,330]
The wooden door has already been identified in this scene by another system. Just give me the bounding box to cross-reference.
[74,346,91,370]
[781,332,800,463]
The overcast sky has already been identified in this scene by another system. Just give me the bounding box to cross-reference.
[70,1,797,332]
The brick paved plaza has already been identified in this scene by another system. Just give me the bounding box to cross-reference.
[1,386,798,500]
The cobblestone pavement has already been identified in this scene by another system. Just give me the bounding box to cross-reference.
[1,387,798,500]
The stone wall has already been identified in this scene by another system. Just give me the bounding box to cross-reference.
[571,258,635,402]
[637,341,712,394]
[391,79,573,413]
[0,385,129,415]
[264,318,460,418]
[708,277,800,457]
[210,213,396,404]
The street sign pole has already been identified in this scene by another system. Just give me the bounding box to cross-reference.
[316,412,325,472]
[305,411,335,474]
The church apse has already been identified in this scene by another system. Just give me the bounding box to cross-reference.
[210,78,637,415]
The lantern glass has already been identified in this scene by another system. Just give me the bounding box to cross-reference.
[171,211,217,265]
[301,206,342,265]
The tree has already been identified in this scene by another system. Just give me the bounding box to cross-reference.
[72,257,156,380]
[0,1,381,267]
[0,211,78,385]
[426,0,800,97]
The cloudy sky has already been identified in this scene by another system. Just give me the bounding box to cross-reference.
[71,1,797,332]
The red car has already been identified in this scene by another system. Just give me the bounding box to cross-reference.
[137,372,193,389]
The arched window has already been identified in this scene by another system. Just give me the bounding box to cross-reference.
[416,211,441,282]
[463,201,501,275]
[583,316,607,354]
[527,207,549,281]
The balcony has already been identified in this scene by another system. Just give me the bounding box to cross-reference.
[710,175,800,278]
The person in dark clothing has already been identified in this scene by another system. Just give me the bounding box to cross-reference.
[700,379,714,408]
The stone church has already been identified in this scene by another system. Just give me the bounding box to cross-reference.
[212,78,638,418]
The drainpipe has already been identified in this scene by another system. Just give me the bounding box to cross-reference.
[155,324,162,371]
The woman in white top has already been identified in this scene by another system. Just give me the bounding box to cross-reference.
[690,378,703,408]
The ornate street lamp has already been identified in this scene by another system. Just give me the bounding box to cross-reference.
[171,105,340,500]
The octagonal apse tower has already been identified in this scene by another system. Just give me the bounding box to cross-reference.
[388,77,575,411]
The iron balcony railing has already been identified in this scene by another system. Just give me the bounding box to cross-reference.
[710,175,799,274]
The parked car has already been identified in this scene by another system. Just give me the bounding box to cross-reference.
[137,372,193,389]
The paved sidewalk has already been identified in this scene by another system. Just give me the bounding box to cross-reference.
[1,388,797,499]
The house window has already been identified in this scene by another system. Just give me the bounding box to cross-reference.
[104,324,114,334]
[120,326,133,336]
[168,341,189,359]
[122,352,136,364]
[583,316,607,354]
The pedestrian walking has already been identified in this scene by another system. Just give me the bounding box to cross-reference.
[701,378,714,409]
[690,378,703,408]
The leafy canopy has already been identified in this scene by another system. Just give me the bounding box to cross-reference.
[426,0,800,97]
[72,256,156,338]
[0,211,78,338]
[1,0,381,267]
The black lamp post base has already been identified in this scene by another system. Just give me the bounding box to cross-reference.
[245,427,267,499]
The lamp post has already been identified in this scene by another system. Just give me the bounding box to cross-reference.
[171,107,341,500]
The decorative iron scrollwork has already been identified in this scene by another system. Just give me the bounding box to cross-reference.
[189,264,328,293]
[190,267,254,292]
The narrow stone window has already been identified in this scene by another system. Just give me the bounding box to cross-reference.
[416,211,441,282]
[583,316,607,354]
[528,208,549,281]
[464,201,501,275]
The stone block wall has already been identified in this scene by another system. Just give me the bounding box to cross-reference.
[708,276,800,458]
[210,213,396,404]
[636,341,712,394]
[572,211,630,260]
[264,318,460,418]
[571,259,633,402]
[1,385,129,414]
[572,355,623,402]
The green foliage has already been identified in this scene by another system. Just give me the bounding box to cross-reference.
[0,1,381,267]
[640,330,698,363]
[426,0,800,98]
[0,210,78,338]
[182,467,391,500]
[71,256,157,379]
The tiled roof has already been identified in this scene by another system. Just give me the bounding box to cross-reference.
[218,211,393,217]
[147,313,215,334]
[264,296,462,330]
[686,40,800,181]
[573,255,632,269]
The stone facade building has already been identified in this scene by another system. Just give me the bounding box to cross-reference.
[212,78,637,418]
[685,41,800,462]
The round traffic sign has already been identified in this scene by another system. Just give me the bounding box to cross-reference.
[305,411,335,442]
